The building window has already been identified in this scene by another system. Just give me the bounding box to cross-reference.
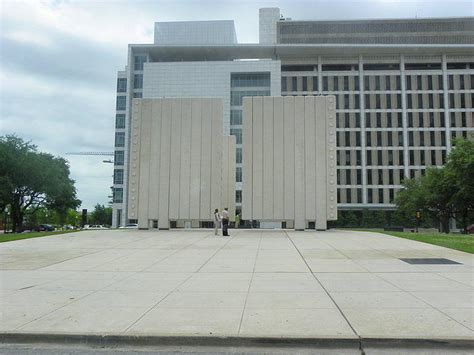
[113,188,123,203]
[114,169,124,184]
[115,132,125,147]
[117,78,127,93]
[114,150,124,166]
[134,74,143,89]
[134,55,147,71]
[230,110,242,125]
[133,92,142,98]
[115,114,125,129]
[116,96,126,111]
[312,76,318,91]
[230,128,242,144]
[235,190,242,203]
[281,77,287,92]
[236,148,242,164]
[236,167,242,182]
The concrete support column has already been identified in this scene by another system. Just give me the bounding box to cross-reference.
[358,55,368,203]
[400,55,410,178]
[317,56,323,94]
[442,54,452,153]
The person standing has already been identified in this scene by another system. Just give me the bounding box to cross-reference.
[213,208,221,236]
[222,208,230,236]
[235,213,240,229]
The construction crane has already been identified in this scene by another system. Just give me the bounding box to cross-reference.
[65,152,114,156]
[65,152,114,164]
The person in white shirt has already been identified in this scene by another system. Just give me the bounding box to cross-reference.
[213,208,221,236]
[221,208,230,236]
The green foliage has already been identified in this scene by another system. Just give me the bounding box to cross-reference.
[395,138,474,233]
[0,230,80,244]
[0,135,81,232]
[89,204,112,226]
[380,231,474,254]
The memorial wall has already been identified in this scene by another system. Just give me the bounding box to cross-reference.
[242,96,337,230]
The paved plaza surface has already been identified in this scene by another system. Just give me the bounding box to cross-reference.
[0,229,473,345]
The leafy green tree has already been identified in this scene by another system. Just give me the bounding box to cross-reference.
[445,138,474,231]
[396,138,474,233]
[0,135,81,232]
[90,204,112,226]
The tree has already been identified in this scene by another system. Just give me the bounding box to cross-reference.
[0,135,81,232]
[445,138,474,231]
[90,204,112,226]
[396,138,474,233]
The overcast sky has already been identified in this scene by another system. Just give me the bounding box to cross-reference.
[1,0,472,211]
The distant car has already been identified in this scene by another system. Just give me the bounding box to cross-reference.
[36,224,55,232]
[466,225,474,234]
[84,225,109,230]
[119,223,138,229]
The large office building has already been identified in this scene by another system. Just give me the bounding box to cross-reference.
[112,7,473,228]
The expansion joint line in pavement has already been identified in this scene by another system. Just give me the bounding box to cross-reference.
[124,231,236,332]
[238,231,263,334]
[283,230,363,350]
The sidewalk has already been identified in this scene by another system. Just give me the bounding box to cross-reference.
[0,229,472,346]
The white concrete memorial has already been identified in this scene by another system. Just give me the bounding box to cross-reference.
[242,96,337,230]
[128,98,236,229]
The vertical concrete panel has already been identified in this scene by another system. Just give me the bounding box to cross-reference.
[200,99,212,219]
[304,96,316,221]
[326,96,338,222]
[283,96,295,220]
[221,135,229,212]
[138,99,152,229]
[168,99,182,220]
[227,135,236,222]
[158,99,172,229]
[189,99,202,220]
[294,96,305,230]
[273,98,284,219]
[210,99,223,219]
[242,98,253,220]
[252,97,264,220]
[148,100,161,221]
[263,97,274,220]
[179,99,192,219]
[128,99,141,221]
[221,136,236,221]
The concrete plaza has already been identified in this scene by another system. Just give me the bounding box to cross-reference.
[0,229,473,344]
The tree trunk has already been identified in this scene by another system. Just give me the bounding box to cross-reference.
[11,200,24,233]
[440,216,450,234]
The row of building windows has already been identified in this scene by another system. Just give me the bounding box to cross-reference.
[335,111,471,129]
[231,73,271,87]
[408,131,446,146]
[448,74,474,91]
[282,73,474,93]
[366,149,404,166]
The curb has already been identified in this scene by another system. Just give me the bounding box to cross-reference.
[0,333,473,351]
